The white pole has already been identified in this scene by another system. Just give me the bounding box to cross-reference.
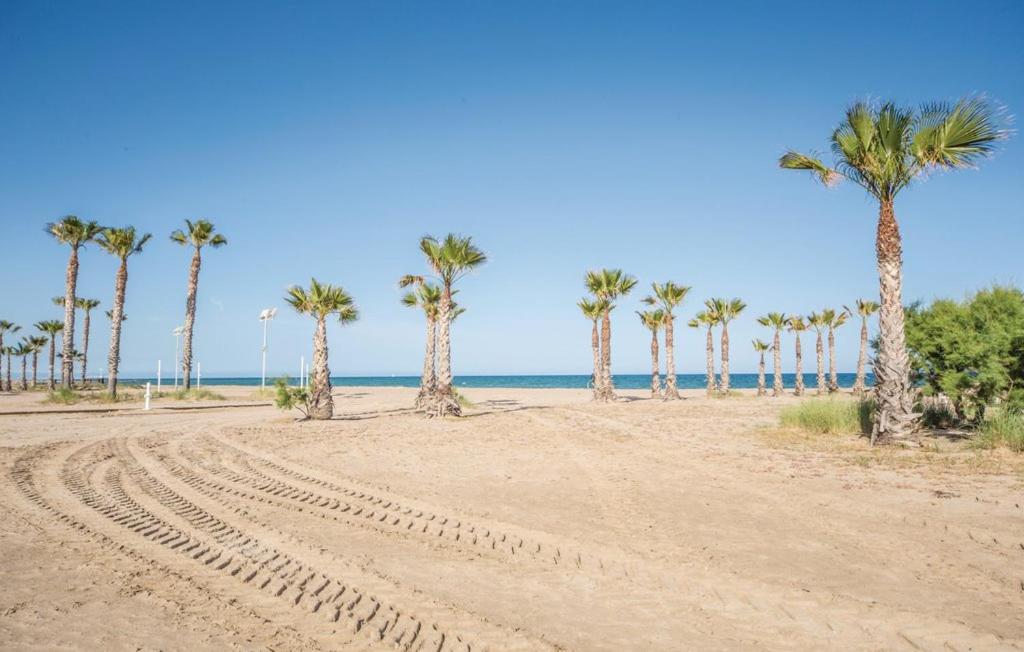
[173,334,180,390]
[157,360,161,394]
[144,382,151,410]
[300,355,304,388]
[261,317,269,390]
[197,362,201,388]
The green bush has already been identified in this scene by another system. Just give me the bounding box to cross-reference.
[972,411,1024,453]
[171,388,225,401]
[274,377,310,419]
[780,398,874,436]
[44,387,80,405]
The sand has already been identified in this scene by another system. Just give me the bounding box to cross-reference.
[1,385,1022,650]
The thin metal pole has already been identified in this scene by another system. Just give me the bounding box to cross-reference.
[261,317,268,390]
[157,360,161,394]
[197,362,201,388]
[173,335,180,390]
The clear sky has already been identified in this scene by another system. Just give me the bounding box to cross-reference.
[1,1,1021,378]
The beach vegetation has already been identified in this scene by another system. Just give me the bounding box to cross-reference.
[780,398,875,436]
[274,377,311,419]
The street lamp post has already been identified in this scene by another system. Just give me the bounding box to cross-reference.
[259,308,277,390]
[172,326,184,390]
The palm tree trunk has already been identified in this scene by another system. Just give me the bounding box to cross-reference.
[20,356,28,390]
[649,330,661,398]
[47,335,57,390]
[794,333,804,396]
[432,284,460,416]
[599,310,615,401]
[0,335,4,391]
[181,248,201,390]
[107,258,128,397]
[827,328,838,393]
[4,351,11,392]
[80,308,91,385]
[31,351,39,387]
[854,317,868,394]
[590,318,601,400]
[872,200,916,442]
[61,247,79,388]
[309,314,333,419]
[720,323,731,394]
[815,332,825,395]
[704,327,715,396]
[663,316,680,399]
[772,330,783,396]
[416,317,436,409]
[757,353,766,396]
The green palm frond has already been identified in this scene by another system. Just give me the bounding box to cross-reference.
[171,219,227,249]
[752,339,770,352]
[757,312,788,330]
[419,234,486,284]
[845,299,880,317]
[645,281,691,314]
[708,297,746,324]
[786,315,807,332]
[75,298,101,311]
[45,215,102,248]
[912,97,1009,168]
[285,278,358,323]
[97,226,152,259]
[636,309,665,332]
[585,269,638,305]
[35,320,63,335]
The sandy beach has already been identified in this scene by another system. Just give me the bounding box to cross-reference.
[1,386,1022,651]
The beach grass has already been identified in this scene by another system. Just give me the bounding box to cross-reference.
[779,397,874,436]
[170,388,226,401]
[972,410,1024,453]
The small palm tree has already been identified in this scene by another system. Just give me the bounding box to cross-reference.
[806,312,828,395]
[637,309,666,398]
[585,269,638,402]
[35,321,63,390]
[96,227,151,397]
[0,321,19,391]
[643,282,691,400]
[752,339,771,397]
[46,216,101,388]
[845,299,880,394]
[2,345,14,392]
[284,279,358,420]
[171,219,227,390]
[757,312,788,397]
[578,298,608,400]
[399,276,443,409]
[14,340,33,390]
[418,234,486,417]
[787,316,808,396]
[26,336,47,388]
[688,311,717,396]
[822,308,849,393]
[708,298,746,394]
[780,98,1008,442]
[74,298,101,384]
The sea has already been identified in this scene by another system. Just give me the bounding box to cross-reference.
[121,373,871,390]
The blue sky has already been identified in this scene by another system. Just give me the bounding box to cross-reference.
[1,1,1021,377]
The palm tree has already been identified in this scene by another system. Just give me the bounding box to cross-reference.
[578,298,608,400]
[35,321,62,390]
[585,269,638,402]
[708,298,745,394]
[0,321,19,391]
[637,309,665,398]
[787,316,808,396]
[170,220,227,390]
[14,341,33,390]
[74,298,100,384]
[643,282,691,399]
[26,336,47,387]
[822,308,849,393]
[845,299,880,394]
[96,227,151,397]
[752,339,770,397]
[780,98,1008,442]
[807,312,828,395]
[46,216,101,388]
[2,345,14,392]
[400,276,442,409]
[757,312,788,396]
[688,311,717,396]
[284,279,358,420]
[418,234,486,417]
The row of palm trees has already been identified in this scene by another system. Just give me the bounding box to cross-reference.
[0,216,226,398]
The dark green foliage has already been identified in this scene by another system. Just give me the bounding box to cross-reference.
[904,286,1024,423]
[274,377,310,419]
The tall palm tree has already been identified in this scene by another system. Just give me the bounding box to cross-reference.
[0,321,19,391]
[35,321,62,390]
[14,341,32,390]
[787,316,808,396]
[757,312,788,397]
[284,279,358,420]
[96,227,151,397]
[807,312,828,395]
[418,234,486,417]
[46,216,101,388]
[643,282,691,399]
[780,98,1008,442]
[170,219,227,390]
[752,339,770,397]
[585,269,638,402]
[578,298,608,400]
[845,299,880,394]
[27,336,47,387]
[637,309,665,398]
[400,276,442,409]
[822,308,849,393]
[74,298,100,384]
[708,298,745,394]
[688,311,717,396]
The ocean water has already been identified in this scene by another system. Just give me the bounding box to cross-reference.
[122,373,872,390]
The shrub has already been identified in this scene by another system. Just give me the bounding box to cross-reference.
[172,388,225,401]
[972,410,1024,453]
[44,387,80,405]
[780,398,874,436]
[274,377,310,419]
